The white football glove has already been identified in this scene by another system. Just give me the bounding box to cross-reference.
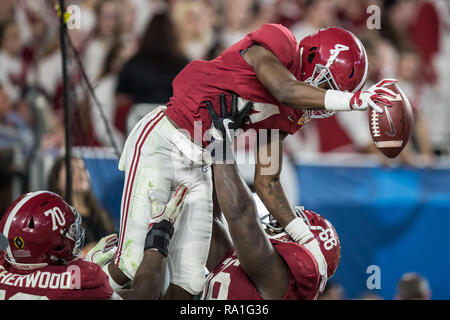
[302,239,328,295]
[149,184,189,225]
[324,79,398,114]
[349,79,398,113]
[84,234,118,268]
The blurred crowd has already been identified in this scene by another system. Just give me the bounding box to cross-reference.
[318,272,432,300]
[0,0,449,252]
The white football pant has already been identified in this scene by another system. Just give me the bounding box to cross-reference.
[113,106,213,295]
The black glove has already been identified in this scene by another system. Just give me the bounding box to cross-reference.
[205,93,253,162]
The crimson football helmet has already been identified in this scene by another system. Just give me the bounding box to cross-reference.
[0,191,85,270]
[261,206,341,278]
[299,27,368,119]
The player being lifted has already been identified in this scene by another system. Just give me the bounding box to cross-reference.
[107,23,397,298]
[202,101,341,300]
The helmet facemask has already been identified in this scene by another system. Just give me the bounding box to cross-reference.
[64,207,85,259]
[53,207,85,263]
[304,64,338,119]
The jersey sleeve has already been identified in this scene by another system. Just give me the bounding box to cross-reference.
[271,239,320,300]
[247,24,298,67]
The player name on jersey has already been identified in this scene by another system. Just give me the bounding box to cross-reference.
[0,265,79,290]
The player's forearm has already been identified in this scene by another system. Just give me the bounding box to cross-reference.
[245,44,349,111]
[280,82,359,112]
[117,250,166,300]
[277,80,328,110]
[253,56,326,109]
[254,175,296,228]
[212,163,257,222]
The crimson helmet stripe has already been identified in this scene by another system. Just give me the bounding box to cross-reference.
[1,191,47,262]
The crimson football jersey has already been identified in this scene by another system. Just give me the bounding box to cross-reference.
[201,239,320,300]
[165,24,307,146]
[0,253,113,300]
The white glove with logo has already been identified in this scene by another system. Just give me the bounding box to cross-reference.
[324,79,398,114]
[85,234,118,268]
[148,184,188,226]
[349,79,397,113]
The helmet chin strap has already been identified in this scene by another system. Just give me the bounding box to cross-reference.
[259,213,284,232]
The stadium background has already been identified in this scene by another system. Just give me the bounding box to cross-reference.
[0,0,449,299]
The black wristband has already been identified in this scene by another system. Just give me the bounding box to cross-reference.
[144,220,174,257]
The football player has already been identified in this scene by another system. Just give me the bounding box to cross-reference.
[201,100,340,300]
[0,188,187,300]
[0,191,115,300]
[109,23,396,298]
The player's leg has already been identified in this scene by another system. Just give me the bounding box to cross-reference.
[142,117,213,297]
[164,162,213,297]
[112,108,174,283]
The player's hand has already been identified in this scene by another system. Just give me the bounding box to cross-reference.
[84,234,118,268]
[144,185,188,257]
[302,239,328,294]
[206,92,253,143]
[206,93,253,162]
[149,185,189,225]
[350,79,398,113]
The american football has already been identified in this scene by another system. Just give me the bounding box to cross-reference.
[368,84,414,158]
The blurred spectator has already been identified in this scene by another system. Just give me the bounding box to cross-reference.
[78,0,100,37]
[318,281,345,300]
[359,291,384,300]
[335,0,373,32]
[0,0,14,27]
[213,0,279,56]
[83,0,122,83]
[273,0,305,29]
[91,40,136,148]
[291,0,338,40]
[47,156,114,253]
[171,0,216,60]
[0,19,25,103]
[119,0,139,43]
[0,83,34,156]
[396,51,435,166]
[218,0,256,49]
[420,0,450,156]
[395,272,431,300]
[116,11,188,134]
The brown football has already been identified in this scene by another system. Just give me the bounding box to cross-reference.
[368,84,414,158]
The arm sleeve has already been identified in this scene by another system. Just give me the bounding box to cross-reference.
[248,24,298,67]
